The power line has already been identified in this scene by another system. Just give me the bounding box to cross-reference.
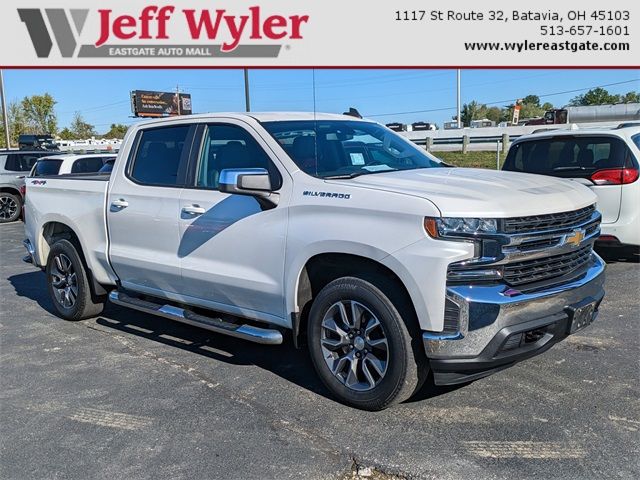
[366,79,639,117]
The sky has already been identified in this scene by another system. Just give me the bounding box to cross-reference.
[3,68,639,133]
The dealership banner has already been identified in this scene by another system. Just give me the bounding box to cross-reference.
[1,0,637,67]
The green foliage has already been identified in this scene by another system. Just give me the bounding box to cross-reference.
[434,151,503,169]
[70,112,95,138]
[569,87,639,106]
[619,91,640,104]
[103,123,129,139]
[0,100,28,147]
[21,93,57,134]
[58,127,74,140]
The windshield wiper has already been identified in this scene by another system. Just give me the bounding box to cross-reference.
[324,168,399,180]
[552,166,592,171]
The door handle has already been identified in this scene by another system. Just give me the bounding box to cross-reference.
[111,199,129,209]
[182,205,206,216]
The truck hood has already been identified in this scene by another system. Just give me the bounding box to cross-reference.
[334,168,597,217]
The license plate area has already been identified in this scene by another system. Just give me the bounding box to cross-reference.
[565,298,598,334]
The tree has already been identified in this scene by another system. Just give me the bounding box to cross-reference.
[58,127,74,140]
[69,112,95,139]
[522,95,541,107]
[103,123,128,139]
[484,106,502,123]
[461,101,481,126]
[0,101,28,147]
[619,91,640,104]
[21,93,57,134]
[569,87,620,106]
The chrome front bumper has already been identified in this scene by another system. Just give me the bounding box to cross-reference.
[424,253,605,368]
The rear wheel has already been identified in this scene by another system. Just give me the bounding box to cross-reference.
[46,239,104,320]
[307,276,424,410]
[0,192,21,223]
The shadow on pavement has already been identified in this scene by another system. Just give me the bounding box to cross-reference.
[8,270,464,408]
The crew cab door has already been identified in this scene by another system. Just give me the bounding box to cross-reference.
[107,124,196,295]
[177,121,290,324]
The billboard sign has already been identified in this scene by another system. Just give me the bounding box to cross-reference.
[131,90,192,117]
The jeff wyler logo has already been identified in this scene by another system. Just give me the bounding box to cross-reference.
[18,5,309,58]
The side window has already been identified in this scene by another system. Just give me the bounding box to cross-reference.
[130,125,190,186]
[4,154,21,171]
[195,124,281,190]
[71,157,105,174]
[0,154,7,170]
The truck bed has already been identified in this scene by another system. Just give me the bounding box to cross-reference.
[24,175,117,287]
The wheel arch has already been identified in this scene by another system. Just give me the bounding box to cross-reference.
[39,221,109,299]
[291,252,420,348]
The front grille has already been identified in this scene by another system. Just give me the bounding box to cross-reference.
[503,205,595,234]
[503,245,593,286]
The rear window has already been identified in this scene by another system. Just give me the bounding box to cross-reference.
[504,136,634,178]
[33,159,63,176]
[129,126,190,186]
[71,157,106,174]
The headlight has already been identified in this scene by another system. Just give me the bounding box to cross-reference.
[424,217,498,238]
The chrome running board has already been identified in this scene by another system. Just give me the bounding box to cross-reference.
[108,291,283,345]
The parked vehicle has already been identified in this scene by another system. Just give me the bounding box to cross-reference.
[23,112,605,410]
[30,154,117,177]
[470,119,496,128]
[525,103,640,126]
[18,134,59,151]
[0,150,62,223]
[503,124,640,248]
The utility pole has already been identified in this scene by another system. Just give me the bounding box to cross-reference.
[456,69,461,129]
[243,68,251,112]
[0,69,10,148]
[175,83,181,115]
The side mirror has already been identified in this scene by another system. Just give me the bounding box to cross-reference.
[218,168,278,208]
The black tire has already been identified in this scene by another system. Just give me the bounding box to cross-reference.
[46,239,104,320]
[307,276,425,410]
[0,192,22,223]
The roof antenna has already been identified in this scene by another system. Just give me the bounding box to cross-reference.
[343,107,362,118]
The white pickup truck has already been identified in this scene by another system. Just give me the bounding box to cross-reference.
[23,113,606,410]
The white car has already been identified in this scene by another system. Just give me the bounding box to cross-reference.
[23,113,605,410]
[31,153,117,177]
[503,124,640,248]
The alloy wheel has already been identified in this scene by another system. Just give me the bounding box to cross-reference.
[0,195,18,221]
[50,253,78,308]
[320,300,389,391]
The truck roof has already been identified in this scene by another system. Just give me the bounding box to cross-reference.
[131,112,368,128]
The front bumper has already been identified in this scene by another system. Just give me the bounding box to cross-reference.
[424,253,606,385]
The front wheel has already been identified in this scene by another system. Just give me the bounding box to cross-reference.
[46,239,104,320]
[307,277,424,410]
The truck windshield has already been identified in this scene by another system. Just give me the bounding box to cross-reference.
[262,120,442,179]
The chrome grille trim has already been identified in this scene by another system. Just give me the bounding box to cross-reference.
[503,245,593,286]
[447,205,601,288]
[502,205,596,234]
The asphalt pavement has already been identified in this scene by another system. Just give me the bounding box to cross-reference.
[1,221,638,479]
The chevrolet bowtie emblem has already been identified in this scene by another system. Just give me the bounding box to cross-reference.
[564,229,585,247]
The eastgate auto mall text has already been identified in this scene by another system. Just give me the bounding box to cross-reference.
[395,9,632,54]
